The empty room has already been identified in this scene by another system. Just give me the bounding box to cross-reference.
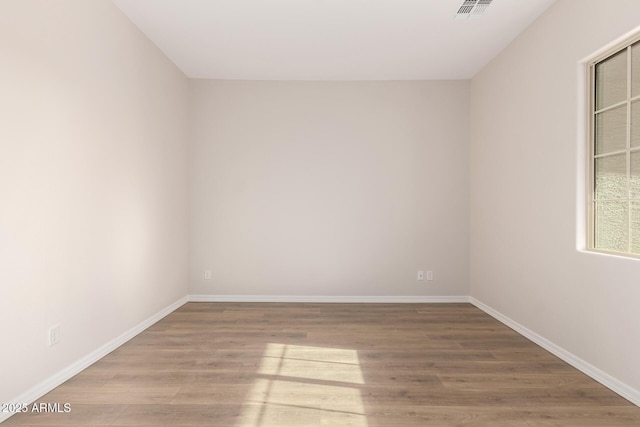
[2,0,640,425]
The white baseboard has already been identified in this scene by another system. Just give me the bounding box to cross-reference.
[189,294,470,303]
[0,295,189,424]
[5,293,635,426]
[470,296,640,407]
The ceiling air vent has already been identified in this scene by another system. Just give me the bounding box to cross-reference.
[456,0,493,19]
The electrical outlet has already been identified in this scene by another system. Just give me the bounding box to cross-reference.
[204,270,212,280]
[48,325,60,347]
[417,271,424,280]
[426,271,433,281]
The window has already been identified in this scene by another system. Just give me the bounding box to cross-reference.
[589,38,640,256]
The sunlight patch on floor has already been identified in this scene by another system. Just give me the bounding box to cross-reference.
[238,343,368,427]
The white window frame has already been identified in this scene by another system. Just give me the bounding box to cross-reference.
[586,33,640,259]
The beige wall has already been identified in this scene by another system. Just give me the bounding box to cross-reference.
[189,80,470,297]
[470,0,640,395]
[0,0,189,402]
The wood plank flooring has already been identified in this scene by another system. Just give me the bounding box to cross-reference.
[5,303,640,426]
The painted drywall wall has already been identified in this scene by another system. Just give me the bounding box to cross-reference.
[0,0,189,402]
[470,0,640,395]
[189,80,469,297]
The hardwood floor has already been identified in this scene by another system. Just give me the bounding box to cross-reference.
[5,303,640,426]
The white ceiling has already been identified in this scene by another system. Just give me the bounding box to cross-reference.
[112,0,557,80]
